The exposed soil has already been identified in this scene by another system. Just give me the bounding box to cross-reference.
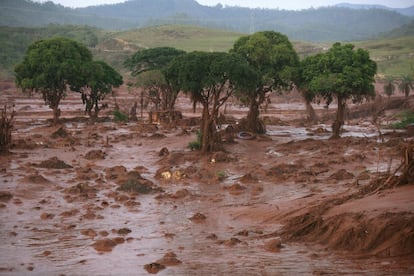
[1,80,413,275]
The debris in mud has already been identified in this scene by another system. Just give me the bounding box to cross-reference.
[156,252,182,266]
[40,213,55,220]
[189,212,207,222]
[35,157,73,169]
[144,262,166,274]
[158,147,169,157]
[105,165,127,181]
[329,169,355,180]
[64,183,97,200]
[218,237,243,246]
[206,233,218,240]
[224,183,247,195]
[92,238,117,252]
[155,167,185,181]
[84,149,106,160]
[117,177,161,194]
[211,151,237,163]
[50,127,69,139]
[0,191,13,202]
[149,133,166,139]
[81,228,98,238]
[264,237,283,252]
[238,173,258,183]
[117,228,132,235]
[76,167,99,181]
[21,172,50,184]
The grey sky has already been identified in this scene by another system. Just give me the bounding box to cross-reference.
[36,0,414,9]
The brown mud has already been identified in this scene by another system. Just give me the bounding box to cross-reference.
[0,80,413,275]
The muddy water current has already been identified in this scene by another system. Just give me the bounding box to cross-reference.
[0,122,409,275]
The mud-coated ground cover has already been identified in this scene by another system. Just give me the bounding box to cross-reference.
[1,81,413,275]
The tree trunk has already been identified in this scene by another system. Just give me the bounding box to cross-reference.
[331,96,346,139]
[201,103,212,153]
[52,106,60,125]
[305,99,318,124]
[246,96,266,134]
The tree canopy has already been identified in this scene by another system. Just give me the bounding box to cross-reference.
[165,51,259,152]
[231,31,299,133]
[79,60,123,119]
[125,47,186,112]
[301,42,377,138]
[15,37,93,124]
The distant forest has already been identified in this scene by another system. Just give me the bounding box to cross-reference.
[1,0,413,42]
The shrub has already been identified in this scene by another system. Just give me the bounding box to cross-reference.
[188,130,202,151]
[113,110,128,122]
[391,110,414,129]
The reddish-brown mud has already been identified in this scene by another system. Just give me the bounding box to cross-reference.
[0,80,413,275]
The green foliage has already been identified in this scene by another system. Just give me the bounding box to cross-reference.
[167,50,258,152]
[231,31,299,133]
[14,37,93,123]
[188,130,202,151]
[113,110,128,122]
[124,47,186,76]
[300,42,377,138]
[391,110,414,129]
[78,60,123,118]
[216,170,226,179]
[307,43,377,103]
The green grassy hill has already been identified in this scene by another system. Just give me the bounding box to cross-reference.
[1,24,412,80]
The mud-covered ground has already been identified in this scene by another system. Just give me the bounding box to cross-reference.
[1,81,413,275]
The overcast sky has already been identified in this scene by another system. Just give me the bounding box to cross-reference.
[35,0,413,9]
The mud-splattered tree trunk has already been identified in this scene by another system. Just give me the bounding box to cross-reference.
[246,88,266,134]
[0,105,15,152]
[332,96,346,139]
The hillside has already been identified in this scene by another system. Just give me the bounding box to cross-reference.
[1,24,412,80]
[1,0,412,42]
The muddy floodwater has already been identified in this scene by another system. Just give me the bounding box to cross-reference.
[1,83,414,275]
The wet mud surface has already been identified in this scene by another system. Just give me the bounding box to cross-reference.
[1,82,414,275]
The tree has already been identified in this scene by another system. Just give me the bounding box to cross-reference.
[296,54,325,124]
[307,43,377,138]
[165,51,259,152]
[78,61,123,120]
[383,76,396,98]
[231,31,299,133]
[15,37,92,124]
[398,74,414,99]
[124,47,185,112]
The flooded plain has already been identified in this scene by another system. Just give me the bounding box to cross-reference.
[1,82,413,275]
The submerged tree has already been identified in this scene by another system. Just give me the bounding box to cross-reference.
[307,43,377,138]
[15,37,93,124]
[231,31,299,133]
[165,51,259,152]
[78,60,123,120]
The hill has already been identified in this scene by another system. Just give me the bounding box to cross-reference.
[1,24,412,80]
[336,3,414,16]
[0,0,412,42]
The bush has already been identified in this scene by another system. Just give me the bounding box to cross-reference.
[188,130,202,151]
[391,110,414,129]
[113,110,128,122]
[0,105,15,152]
